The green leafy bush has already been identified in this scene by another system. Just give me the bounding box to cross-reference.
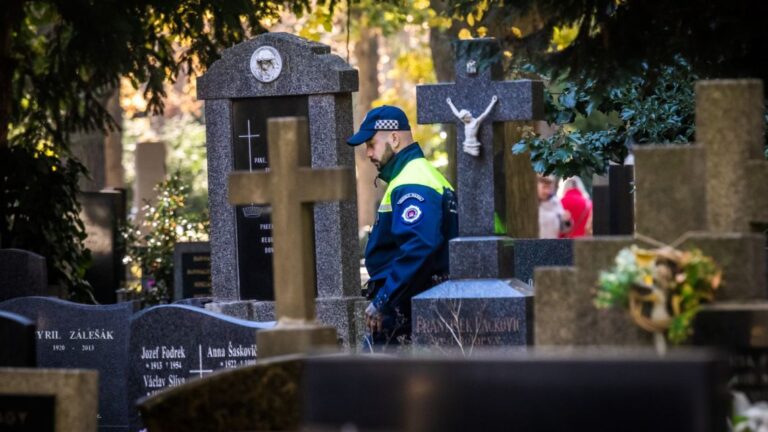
[122,172,208,306]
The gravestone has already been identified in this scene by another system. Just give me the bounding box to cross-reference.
[0,249,47,301]
[137,356,304,432]
[536,80,768,346]
[228,117,350,357]
[693,303,768,402]
[0,310,36,367]
[0,368,98,432]
[133,141,166,225]
[0,297,135,431]
[172,241,211,301]
[198,32,362,345]
[511,238,573,288]
[412,38,542,350]
[127,305,273,430]
[591,173,610,234]
[302,352,730,432]
[411,280,533,353]
[79,189,127,304]
[592,164,635,235]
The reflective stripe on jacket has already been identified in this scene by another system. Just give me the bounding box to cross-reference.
[365,143,458,313]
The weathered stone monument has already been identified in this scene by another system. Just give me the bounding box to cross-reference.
[197,33,362,344]
[412,38,543,350]
[229,116,353,357]
[535,79,768,346]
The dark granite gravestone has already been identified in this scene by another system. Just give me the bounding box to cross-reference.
[197,32,363,346]
[693,303,768,402]
[127,305,274,431]
[0,394,55,431]
[172,242,212,301]
[512,238,573,288]
[0,297,135,431]
[0,249,47,301]
[302,351,730,432]
[591,165,634,235]
[0,310,36,367]
[79,189,127,304]
[173,297,213,308]
[412,279,533,351]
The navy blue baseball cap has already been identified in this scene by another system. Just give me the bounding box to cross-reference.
[346,105,411,146]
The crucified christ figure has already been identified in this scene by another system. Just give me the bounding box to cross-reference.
[446,95,498,157]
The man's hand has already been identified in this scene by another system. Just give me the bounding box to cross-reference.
[365,303,383,333]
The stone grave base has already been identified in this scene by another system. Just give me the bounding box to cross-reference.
[257,323,338,358]
[206,297,364,348]
[411,279,533,353]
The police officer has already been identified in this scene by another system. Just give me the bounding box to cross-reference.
[347,105,458,347]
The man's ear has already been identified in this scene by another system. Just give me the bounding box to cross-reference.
[390,131,400,150]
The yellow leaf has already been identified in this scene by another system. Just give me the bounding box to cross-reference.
[511,26,522,38]
[458,28,473,40]
[467,13,475,27]
[477,26,488,37]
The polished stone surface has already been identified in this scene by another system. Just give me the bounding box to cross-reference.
[0,297,134,430]
[0,249,47,301]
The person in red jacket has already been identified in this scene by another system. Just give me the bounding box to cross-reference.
[559,176,593,238]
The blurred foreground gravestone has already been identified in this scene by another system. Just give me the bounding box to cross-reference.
[0,368,98,432]
[535,79,768,346]
[0,310,36,367]
[0,297,135,430]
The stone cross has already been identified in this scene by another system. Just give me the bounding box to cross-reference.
[228,116,353,356]
[416,38,544,236]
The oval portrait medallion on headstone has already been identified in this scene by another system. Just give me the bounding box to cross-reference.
[250,46,283,83]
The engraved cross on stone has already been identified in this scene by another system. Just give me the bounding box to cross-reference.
[416,38,544,236]
[228,117,354,325]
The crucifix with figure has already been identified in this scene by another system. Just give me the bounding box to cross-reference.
[228,116,354,358]
[416,38,544,237]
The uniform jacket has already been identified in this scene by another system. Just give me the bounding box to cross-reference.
[365,143,458,313]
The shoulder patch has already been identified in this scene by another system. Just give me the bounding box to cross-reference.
[396,192,425,205]
[401,204,423,224]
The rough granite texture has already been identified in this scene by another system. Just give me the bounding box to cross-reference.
[533,267,578,345]
[205,98,239,301]
[197,33,358,99]
[512,238,573,288]
[139,356,305,432]
[411,279,534,350]
[0,368,99,432]
[697,80,768,233]
[0,249,47,301]
[634,145,707,244]
[128,305,274,430]
[449,236,515,279]
[316,296,365,348]
[308,93,361,298]
[0,297,134,429]
[203,33,360,326]
[416,38,544,236]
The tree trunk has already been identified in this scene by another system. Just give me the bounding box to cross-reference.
[353,20,383,230]
[429,0,460,186]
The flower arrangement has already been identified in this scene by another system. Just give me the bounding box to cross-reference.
[595,245,721,346]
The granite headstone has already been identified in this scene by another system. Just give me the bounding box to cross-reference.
[79,189,127,304]
[412,279,533,352]
[172,241,212,301]
[0,310,36,367]
[197,32,362,346]
[0,297,134,431]
[512,238,573,288]
[591,165,635,236]
[0,249,47,301]
[127,305,273,430]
